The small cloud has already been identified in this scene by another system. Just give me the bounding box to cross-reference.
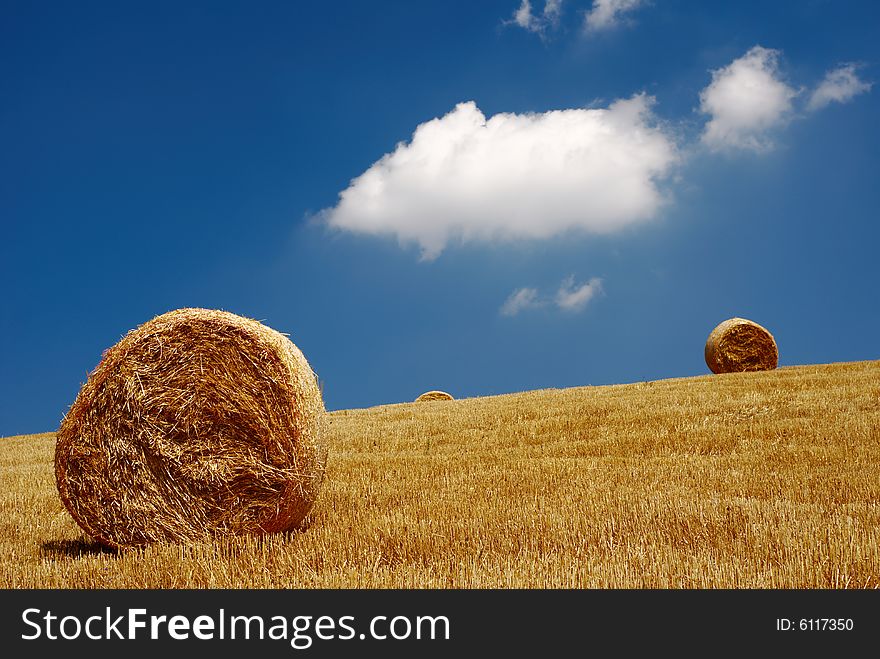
[512,0,539,31]
[545,0,564,21]
[500,287,542,316]
[321,94,678,260]
[501,276,603,316]
[808,64,872,111]
[555,275,603,311]
[508,0,563,36]
[584,0,645,32]
[699,46,798,152]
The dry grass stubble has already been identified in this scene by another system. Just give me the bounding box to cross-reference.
[1,360,878,587]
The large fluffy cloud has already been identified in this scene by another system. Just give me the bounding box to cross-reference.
[584,0,645,32]
[808,64,872,111]
[321,94,678,259]
[699,46,798,152]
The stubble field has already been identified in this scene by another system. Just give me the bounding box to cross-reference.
[1,360,878,588]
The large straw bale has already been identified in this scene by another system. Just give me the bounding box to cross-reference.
[55,308,326,548]
[705,317,778,374]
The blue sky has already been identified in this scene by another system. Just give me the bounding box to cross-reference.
[2,1,878,435]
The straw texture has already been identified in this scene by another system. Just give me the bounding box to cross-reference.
[55,308,326,548]
[705,317,778,374]
[415,391,454,402]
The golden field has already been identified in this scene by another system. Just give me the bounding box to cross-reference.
[1,360,878,588]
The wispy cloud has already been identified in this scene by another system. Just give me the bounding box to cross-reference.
[501,277,603,316]
[808,64,872,111]
[500,287,543,316]
[508,0,564,36]
[583,0,645,32]
[321,94,677,260]
[555,275,603,311]
[698,46,798,152]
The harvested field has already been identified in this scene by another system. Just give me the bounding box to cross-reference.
[1,360,878,588]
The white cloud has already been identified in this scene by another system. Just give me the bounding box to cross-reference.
[555,275,603,311]
[501,276,603,316]
[500,287,543,316]
[545,0,564,21]
[512,0,538,30]
[510,0,563,35]
[699,46,798,152]
[584,0,645,32]
[808,64,872,111]
[321,94,678,260]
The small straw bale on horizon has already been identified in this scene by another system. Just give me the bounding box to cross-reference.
[705,317,778,374]
[415,390,454,402]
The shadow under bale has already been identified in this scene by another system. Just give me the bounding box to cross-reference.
[40,538,117,558]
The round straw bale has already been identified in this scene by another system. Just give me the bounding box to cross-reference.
[55,308,327,548]
[415,390,454,402]
[704,317,778,374]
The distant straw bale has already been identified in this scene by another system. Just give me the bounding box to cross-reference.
[705,317,778,374]
[55,308,327,549]
[415,391,454,402]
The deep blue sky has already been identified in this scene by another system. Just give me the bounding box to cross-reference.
[2,1,878,435]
